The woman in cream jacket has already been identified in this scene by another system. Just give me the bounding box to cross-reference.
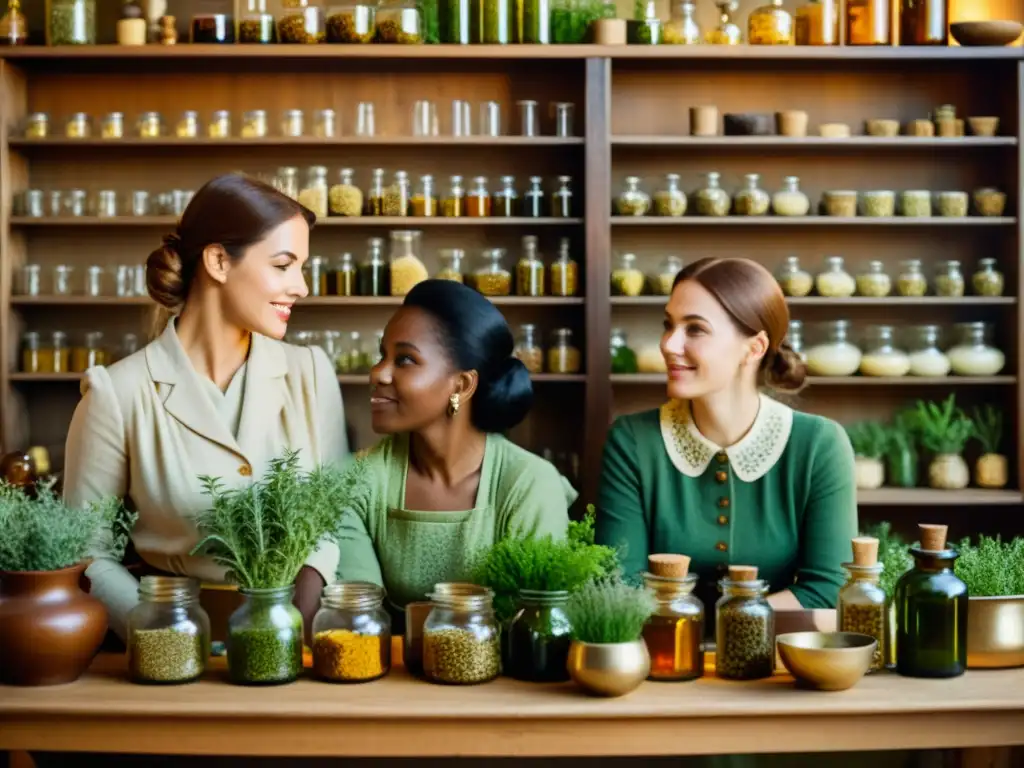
[63,173,348,640]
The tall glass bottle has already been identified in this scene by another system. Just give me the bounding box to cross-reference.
[795,0,838,45]
[900,0,947,45]
[894,523,968,679]
[846,0,890,45]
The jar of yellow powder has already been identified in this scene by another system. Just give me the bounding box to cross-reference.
[312,582,391,683]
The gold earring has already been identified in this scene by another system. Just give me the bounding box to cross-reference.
[448,393,460,417]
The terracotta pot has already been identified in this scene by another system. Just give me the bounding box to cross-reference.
[0,563,108,686]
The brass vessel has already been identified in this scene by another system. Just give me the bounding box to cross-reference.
[967,596,1024,669]
[776,631,876,691]
[567,639,650,697]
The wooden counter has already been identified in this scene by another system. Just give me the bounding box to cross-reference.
[1,647,1023,758]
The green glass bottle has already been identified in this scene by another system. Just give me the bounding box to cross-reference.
[894,523,968,679]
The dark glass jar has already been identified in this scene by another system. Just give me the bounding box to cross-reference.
[507,589,572,682]
[358,237,390,297]
[899,0,947,45]
[191,13,236,41]
[521,176,545,218]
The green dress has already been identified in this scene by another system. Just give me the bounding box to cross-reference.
[334,432,576,616]
[597,394,858,615]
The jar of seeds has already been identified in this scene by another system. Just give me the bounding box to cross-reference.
[422,583,500,685]
[241,110,268,139]
[312,581,391,683]
[329,168,363,217]
[615,176,651,216]
[366,168,386,215]
[281,109,305,138]
[611,253,645,297]
[733,173,770,216]
[936,191,968,218]
[548,328,581,374]
[899,190,931,218]
[896,259,928,297]
[136,111,163,139]
[550,238,578,297]
[127,576,210,685]
[493,175,518,217]
[934,260,965,298]
[516,235,545,297]
[101,112,125,139]
[837,537,886,674]
[436,248,465,282]
[208,110,232,139]
[298,165,329,218]
[176,111,199,139]
[326,3,376,42]
[653,173,687,217]
[771,175,810,217]
[226,585,304,686]
[383,171,411,216]
[815,256,856,298]
[313,109,337,138]
[776,255,813,297]
[652,255,683,296]
[411,175,438,217]
[472,248,511,296]
[861,190,896,218]
[513,323,543,374]
[24,113,49,139]
[715,565,775,681]
[442,174,465,217]
[855,260,891,297]
[695,172,731,217]
[332,253,357,296]
[65,112,91,139]
[972,258,1004,297]
[278,0,326,42]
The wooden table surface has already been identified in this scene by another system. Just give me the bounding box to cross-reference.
[2,643,1023,758]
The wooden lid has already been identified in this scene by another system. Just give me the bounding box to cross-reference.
[648,554,690,579]
[851,537,879,566]
[919,524,948,552]
[728,565,758,582]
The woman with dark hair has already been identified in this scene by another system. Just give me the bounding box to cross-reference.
[334,279,574,612]
[63,173,349,639]
[597,257,857,615]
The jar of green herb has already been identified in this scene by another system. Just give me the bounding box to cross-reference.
[715,565,775,681]
[423,583,500,685]
[507,589,572,682]
[127,576,210,685]
[226,585,304,686]
[46,0,96,44]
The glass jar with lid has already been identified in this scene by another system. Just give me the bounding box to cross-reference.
[47,0,96,44]
[899,189,932,218]
[274,167,299,200]
[21,332,45,373]
[611,253,645,297]
[422,583,500,685]
[896,259,928,297]
[855,260,891,297]
[815,256,856,298]
[51,331,70,373]
[24,113,49,139]
[507,588,572,682]
[382,171,411,217]
[241,110,268,139]
[550,238,578,298]
[472,249,512,296]
[191,12,235,41]
[548,328,581,374]
[733,173,770,216]
[126,576,210,685]
[337,331,367,373]
[516,236,545,297]
[837,538,886,674]
[176,111,199,139]
[748,0,793,43]
[442,175,465,217]
[65,112,91,139]
[522,176,545,218]
[610,328,639,374]
[776,256,813,297]
[846,0,891,44]
[375,0,421,42]
[972,258,1004,297]
[411,175,437,217]
[389,230,428,297]
[63,188,87,218]
[494,176,518,217]
[664,0,701,43]
[806,320,862,377]
[207,110,232,139]
[695,172,730,216]
[332,253,357,296]
[358,237,390,296]
[298,165,329,218]
[304,255,329,297]
[136,112,163,140]
[278,0,325,41]
[716,565,775,680]
[240,0,276,41]
[615,176,651,217]
[859,325,910,378]
[53,263,76,294]
[366,168,386,215]
[100,112,125,139]
[312,581,391,683]
[96,190,118,218]
[327,3,376,42]
[650,255,683,296]
[908,325,950,377]
[466,176,491,218]
[16,264,42,297]
[20,190,44,218]
[643,566,703,681]
[772,176,810,216]
[84,263,105,297]
[706,0,741,43]
[795,0,839,44]
[947,322,1005,376]
[281,109,305,138]
[787,319,807,362]
[329,168,363,217]
[436,248,465,283]
[934,260,965,298]
[227,586,303,685]
[513,323,543,374]
[900,0,947,45]
[653,174,687,217]
[313,109,337,138]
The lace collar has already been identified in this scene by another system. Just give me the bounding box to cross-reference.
[659,394,793,482]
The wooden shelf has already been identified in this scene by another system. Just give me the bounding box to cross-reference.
[610,374,1017,386]
[10,216,583,227]
[858,488,1024,506]
[610,216,1016,226]
[610,296,1018,307]
[612,136,1018,148]
[11,372,587,384]
[10,295,586,307]
[10,137,585,148]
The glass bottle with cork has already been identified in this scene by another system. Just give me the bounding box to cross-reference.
[894,523,968,678]
[846,0,890,45]
[795,0,838,45]
[643,554,704,681]
[837,536,886,674]
[715,564,775,681]
[516,236,545,297]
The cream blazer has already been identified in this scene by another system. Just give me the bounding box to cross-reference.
[63,320,349,638]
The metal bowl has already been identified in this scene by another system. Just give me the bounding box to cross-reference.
[776,631,877,691]
[567,639,650,697]
[967,595,1024,669]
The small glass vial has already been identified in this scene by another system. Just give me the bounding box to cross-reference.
[947,322,1005,377]
[24,113,49,139]
[65,112,91,139]
[787,319,807,362]
[493,176,518,217]
[550,238,578,298]
[84,265,106,297]
[805,319,862,377]
[53,264,75,295]
[298,165,329,218]
[96,190,118,218]
[16,264,42,296]
[548,328,581,374]
[908,325,950,377]
[815,256,856,298]
[408,175,436,217]
[551,176,573,218]
[859,325,910,377]
[472,249,511,297]
[643,566,704,681]
[516,236,545,297]
[63,189,87,217]
[972,258,1004,297]
[313,109,337,138]
[554,102,575,137]
[467,176,491,218]
[716,565,775,680]
[777,256,813,297]
[748,0,794,44]
[513,323,543,374]
[305,255,328,297]
[896,259,928,297]
[652,255,683,296]
[837,537,886,674]
[934,260,965,298]
[281,109,305,138]
[422,584,500,686]
[382,171,410,217]
[101,112,125,139]
[358,237,390,297]
[126,576,210,685]
[653,174,687,217]
[333,253,357,296]
[51,331,70,373]
[22,190,45,218]
[312,582,391,683]
[208,110,232,139]
[615,176,652,216]
[435,248,465,283]
[521,176,545,218]
[772,176,811,216]
[610,328,639,374]
[611,253,645,297]
[176,111,199,139]
[733,173,770,216]
[136,111,163,139]
[695,172,731,216]
[441,175,465,218]
[241,110,268,139]
[855,260,891,298]
[366,168,386,216]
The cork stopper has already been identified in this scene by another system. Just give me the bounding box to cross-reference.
[648,554,691,579]
[728,565,758,582]
[919,524,948,552]
[851,537,879,567]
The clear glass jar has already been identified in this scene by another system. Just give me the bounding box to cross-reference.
[806,319,862,377]
[226,586,303,686]
[815,256,856,298]
[21,190,44,218]
[896,259,928,297]
[522,175,545,218]
[358,237,390,296]
[466,176,491,218]
[972,258,1004,297]
[422,584,500,685]
[855,260,891,298]
[191,12,235,41]
[327,3,376,41]
[715,570,775,680]
[610,328,639,374]
[411,175,438,217]
[847,0,891,44]
[899,189,932,218]
[436,248,465,283]
[312,582,391,683]
[333,253,357,296]
[772,176,810,216]
[127,576,210,685]
[442,174,465,218]
[643,571,703,681]
[278,0,325,41]
[136,111,163,140]
[787,319,807,362]
[507,590,572,682]
[241,110,268,139]
[615,176,651,216]
[652,255,683,296]
[46,190,63,216]
[550,238,578,297]
[934,260,965,298]
[733,173,770,216]
[24,113,49,140]
[380,171,409,218]
[795,0,839,44]
[281,109,305,138]
[900,0,947,45]
[240,0,276,42]
[329,168,363,217]
[837,561,886,673]
[777,256,813,297]
[298,165,329,218]
[859,325,910,377]
[51,330,70,373]
[389,230,428,297]
[861,189,896,217]
[46,0,96,44]
[320,331,344,371]
[548,328,581,374]
[748,0,793,43]
[493,176,518,218]
[62,189,86,218]
[611,253,645,297]
[513,323,543,374]
[16,264,42,296]
[695,172,730,216]
[64,112,91,139]
[207,110,232,139]
[20,332,44,373]
[472,248,512,296]
[96,190,118,218]
[313,109,337,138]
[706,0,741,43]
[53,263,75,294]
[304,255,328,297]
[376,0,421,42]
[118,332,140,361]
[908,324,950,377]
[176,111,199,139]
[947,322,1005,376]
[516,236,545,297]
[664,0,701,43]
[653,174,687,217]
[366,168,386,216]
[101,112,125,139]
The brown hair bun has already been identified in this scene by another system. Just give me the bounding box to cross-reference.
[146,232,187,313]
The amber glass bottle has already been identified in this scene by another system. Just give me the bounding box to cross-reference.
[795,0,838,45]
[900,0,947,45]
[642,554,704,682]
[846,0,890,45]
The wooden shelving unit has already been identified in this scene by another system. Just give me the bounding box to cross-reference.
[1,45,1022,533]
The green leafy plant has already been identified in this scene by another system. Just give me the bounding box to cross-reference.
[0,479,135,572]
[564,579,655,644]
[862,521,913,599]
[954,535,1024,597]
[971,405,1004,455]
[190,450,368,590]
[908,394,974,454]
[845,421,889,459]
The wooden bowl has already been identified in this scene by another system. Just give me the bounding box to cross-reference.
[951,20,1023,47]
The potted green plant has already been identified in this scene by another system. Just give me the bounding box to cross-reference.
[564,579,655,697]
[909,395,974,490]
[884,412,919,489]
[845,421,888,490]
[190,450,366,686]
[0,480,133,686]
[955,535,1024,669]
[971,405,1007,489]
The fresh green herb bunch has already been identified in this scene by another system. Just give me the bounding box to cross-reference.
[571,505,620,579]
[862,521,913,599]
[191,451,367,590]
[908,394,974,454]
[563,579,656,644]
[971,405,1004,455]
[846,421,889,459]
[0,479,134,572]
[954,535,1024,598]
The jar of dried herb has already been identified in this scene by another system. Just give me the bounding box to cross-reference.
[312,581,391,683]
[615,176,651,217]
[715,565,775,681]
[776,255,813,297]
[382,171,411,217]
[896,259,927,297]
[389,230,429,297]
[513,323,543,374]
[472,248,512,296]
[611,253,645,297]
[226,586,304,686]
[695,172,731,217]
[127,576,210,685]
[278,0,325,42]
[550,238,578,297]
[837,537,886,674]
[934,260,965,298]
[516,235,545,297]
[652,255,683,296]
[411,174,438,217]
[376,0,421,42]
[548,328,581,374]
[46,0,96,44]
[653,174,687,217]
[366,168,386,215]
[436,248,465,283]
[326,2,376,41]
[442,174,465,217]
[329,168,364,217]
[733,173,770,216]
[508,589,572,682]
[971,258,1004,297]
[240,0,276,41]
[423,584,500,685]
[855,260,891,297]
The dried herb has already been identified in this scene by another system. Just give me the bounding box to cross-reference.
[564,579,655,644]
[954,536,1024,598]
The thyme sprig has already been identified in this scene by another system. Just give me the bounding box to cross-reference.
[955,535,1024,597]
[564,579,656,644]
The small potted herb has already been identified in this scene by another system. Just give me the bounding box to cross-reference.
[0,480,134,686]
[955,536,1024,669]
[884,412,919,489]
[909,395,974,490]
[971,405,1007,489]
[564,579,655,697]
[845,421,888,490]
[191,451,366,686]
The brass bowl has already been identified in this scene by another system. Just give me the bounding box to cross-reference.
[777,632,876,691]
[967,596,1024,669]
[567,639,650,697]
[951,21,1022,47]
